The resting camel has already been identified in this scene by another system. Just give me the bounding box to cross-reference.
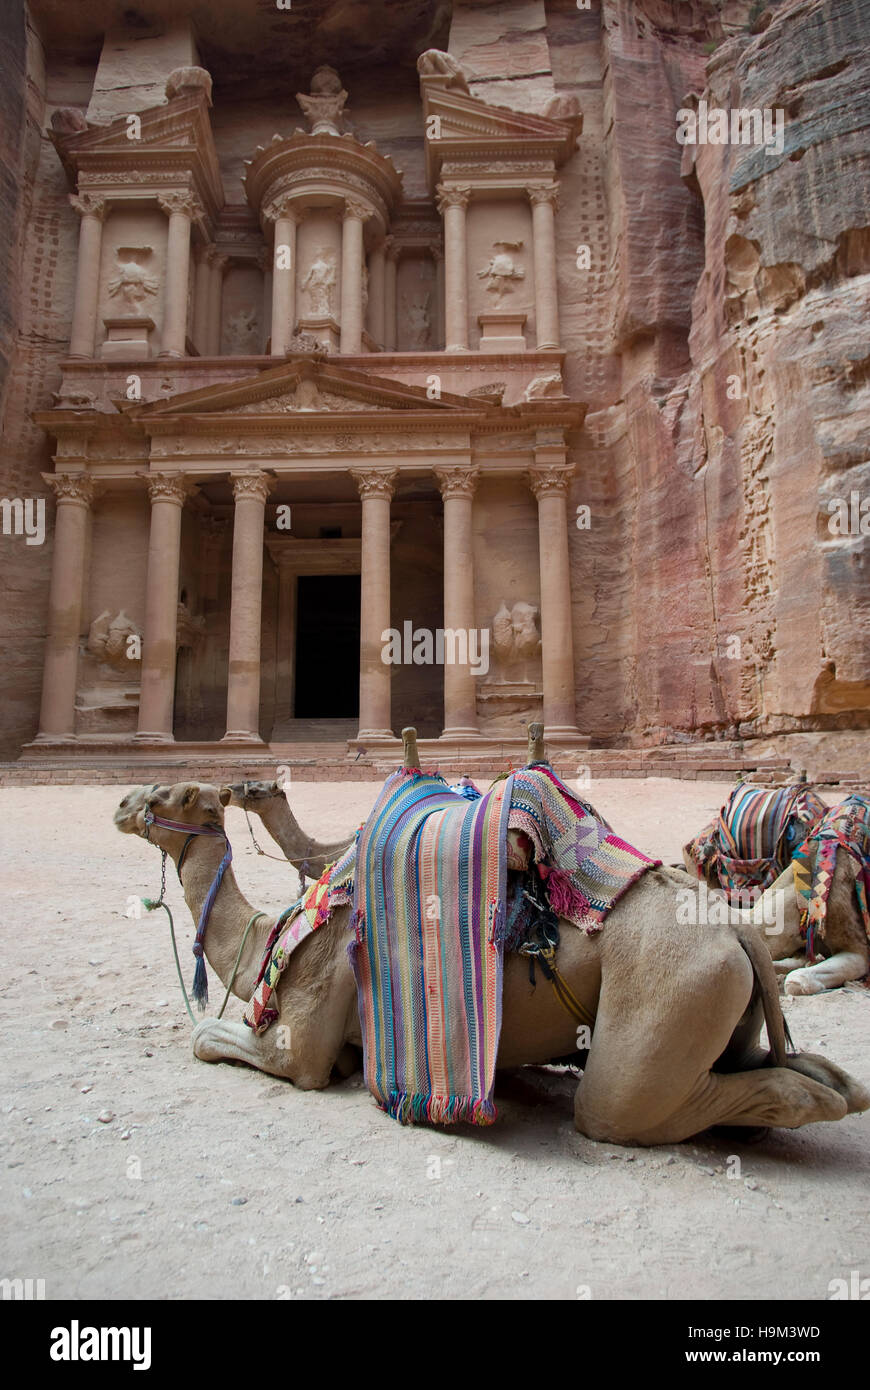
[113,735,869,1147]
[222,780,353,876]
[738,857,870,996]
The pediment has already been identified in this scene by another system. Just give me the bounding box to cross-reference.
[420,84,581,189]
[121,361,503,424]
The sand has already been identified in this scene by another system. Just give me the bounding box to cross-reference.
[1,778,867,1301]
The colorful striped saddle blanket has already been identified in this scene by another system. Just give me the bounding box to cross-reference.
[684,783,827,902]
[792,795,870,961]
[349,765,658,1127]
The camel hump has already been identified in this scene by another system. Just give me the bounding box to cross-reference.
[401,727,420,769]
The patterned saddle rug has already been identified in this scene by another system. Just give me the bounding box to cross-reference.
[244,765,658,1127]
[792,794,870,961]
[684,782,827,902]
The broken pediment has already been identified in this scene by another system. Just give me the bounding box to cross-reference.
[418,55,582,192]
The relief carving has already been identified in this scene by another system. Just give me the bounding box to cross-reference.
[107,248,158,311]
[402,292,431,347]
[301,248,337,315]
[225,307,260,354]
[87,610,141,670]
[477,242,525,302]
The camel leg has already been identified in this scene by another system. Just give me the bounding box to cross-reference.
[573,942,852,1145]
[771,955,807,975]
[784,953,869,996]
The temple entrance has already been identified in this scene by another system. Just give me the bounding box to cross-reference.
[293,574,361,718]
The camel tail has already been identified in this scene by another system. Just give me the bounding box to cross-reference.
[732,924,794,1065]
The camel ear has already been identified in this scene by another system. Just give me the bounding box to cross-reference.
[181,784,200,810]
[218,786,232,806]
[270,780,280,794]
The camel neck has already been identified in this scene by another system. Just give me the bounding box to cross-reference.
[172,833,276,1002]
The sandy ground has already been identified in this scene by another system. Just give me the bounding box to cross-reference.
[1,777,868,1302]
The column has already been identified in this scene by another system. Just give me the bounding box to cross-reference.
[224,471,273,742]
[529,183,561,350]
[528,461,580,736]
[265,198,299,356]
[352,468,396,740]
[192,245,211,353]
[431,242,445,351]
[436,184,471,352]
[435,467,480,738]
[205,248,228,355]
[136,473,194,741]
[258,246,273,352]
[367,240,386,346]
[35,474,97,739]
[158,191,199,357]
[68,194,107,359]
[383,237,399,351]
[340,198,369,354]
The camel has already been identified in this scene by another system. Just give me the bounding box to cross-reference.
[738,858,870,996]
[113,732,869,1146]
[221,780,353,877]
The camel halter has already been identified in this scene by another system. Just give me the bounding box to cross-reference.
[141,808,264,1021]
[240,781,311,891]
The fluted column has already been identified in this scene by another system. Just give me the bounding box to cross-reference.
[205,248,228,356]
[193,245,211,353]
[137,473,195,741]
[352,468,396,740]
[265,198,299,356]
[367,240,386,346]
[528,462,580,736]
[35,474,98,739]
[435,466,480,738]
[68,194,107,359]
[340,198,369,354]
[436,184,471,352]
[158,192,200,357]
[383,237,399,351]
[529,184,561,350]
[224,471,273,742]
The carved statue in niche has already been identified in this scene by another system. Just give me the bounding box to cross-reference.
[176,597,206,648]
[87,610,141,670]
[402,291,431,347]
[302,249,337,315]
[477,242,525,302]
[361,263,369,314]
[107,248,158,311]
[492,600,541,668]
[225,307,259,354]
[296,66,348,136]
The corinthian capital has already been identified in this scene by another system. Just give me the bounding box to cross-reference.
[351,467,397,500]
[435,183,471,214]
[263,196,302,226]
[434,466,478,500]
[69,192,107,221]
[142,471,197,506]
[344,197,372,223]
[526,465,573,499]
[528,183,560,210]
[42,471,100,505]
[158,190,202,220]
[230,470,273,504]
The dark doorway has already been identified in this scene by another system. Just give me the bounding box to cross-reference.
[294,574,361,718]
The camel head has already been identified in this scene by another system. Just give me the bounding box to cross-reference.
[114,781,228,849]
[220,779,284,811]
